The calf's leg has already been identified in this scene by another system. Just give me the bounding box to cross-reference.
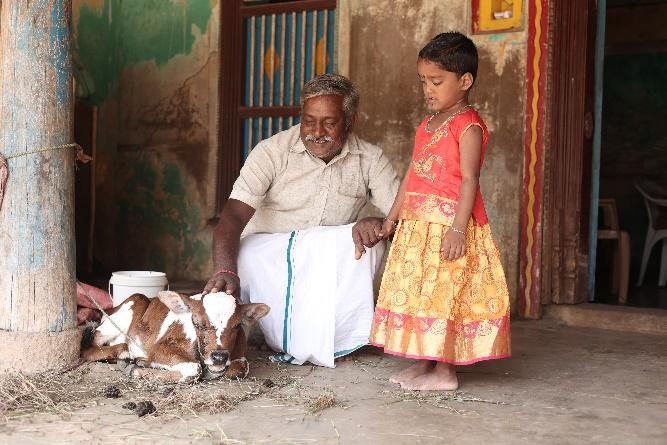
[81,343,129,362]
[129,367,192,383]
[223,358,249,379]
[127,346,202,382]
[223,327,250,379]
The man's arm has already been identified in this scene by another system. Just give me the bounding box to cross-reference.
[202,137,282,295]
[367,149,400,215]
[202,199,255,296]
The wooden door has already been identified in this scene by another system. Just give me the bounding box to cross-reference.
[542,0,598,304]
[216,0,337,216]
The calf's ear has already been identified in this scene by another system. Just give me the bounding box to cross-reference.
[158,291,191,314]
[240,303,270,325]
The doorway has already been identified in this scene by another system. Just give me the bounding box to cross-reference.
[541,0,598,306]
[592,0,667,310]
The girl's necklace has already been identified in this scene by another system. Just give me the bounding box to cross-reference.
[425,104,473,133]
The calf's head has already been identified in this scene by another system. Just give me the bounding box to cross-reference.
[158,291,269,374]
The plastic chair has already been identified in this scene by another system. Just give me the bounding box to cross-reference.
[634,179,667,287]
[597,198,630,304]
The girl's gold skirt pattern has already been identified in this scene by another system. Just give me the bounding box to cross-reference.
[371,216,511,365]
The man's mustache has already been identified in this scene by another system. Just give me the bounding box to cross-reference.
[304,134,335,144]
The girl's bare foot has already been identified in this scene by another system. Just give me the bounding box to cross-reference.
[400,362,458,391]
[389,360,434,384]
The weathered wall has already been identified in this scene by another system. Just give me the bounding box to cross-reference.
[347,0,528,309]
[73,0,219,280]
[72,0,528,304]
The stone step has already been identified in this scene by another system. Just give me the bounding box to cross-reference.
[545,303,667,336]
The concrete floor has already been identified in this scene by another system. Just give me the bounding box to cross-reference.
[1,319,665,445]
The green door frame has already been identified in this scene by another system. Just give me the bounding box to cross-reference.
[587,0,607,301]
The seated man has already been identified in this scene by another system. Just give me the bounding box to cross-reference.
[203,74,399,367]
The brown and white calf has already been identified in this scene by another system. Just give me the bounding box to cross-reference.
[81,291,269,382]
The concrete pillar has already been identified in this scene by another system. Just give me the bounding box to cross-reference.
[0,1,79,372]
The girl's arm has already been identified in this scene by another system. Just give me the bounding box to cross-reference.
[379,173,409,237]
[387,173,409,221]
[442,125,483,260]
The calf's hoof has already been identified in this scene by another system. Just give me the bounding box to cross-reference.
[123,363,139,378]
[116,359,132,371]
[224,358,249,379]
[135,358,150,368]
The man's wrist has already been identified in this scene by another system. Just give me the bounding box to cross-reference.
[215,268,240,281]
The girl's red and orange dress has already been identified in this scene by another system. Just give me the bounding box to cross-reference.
[370,107,511,365]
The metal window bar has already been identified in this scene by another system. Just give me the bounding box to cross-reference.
[240,3,335,159]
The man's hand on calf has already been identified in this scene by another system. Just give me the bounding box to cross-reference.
[352,217,384,259]
[202,271,240,297]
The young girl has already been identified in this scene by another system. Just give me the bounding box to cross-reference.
[370,32,511,391]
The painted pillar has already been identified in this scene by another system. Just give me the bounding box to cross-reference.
[0,1,79,372]
[519,0,549,319]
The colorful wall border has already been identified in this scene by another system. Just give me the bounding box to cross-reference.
[519,0,549,319]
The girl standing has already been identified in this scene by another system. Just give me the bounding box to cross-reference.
[371,32,511,390]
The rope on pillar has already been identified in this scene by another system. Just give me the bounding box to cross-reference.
[0,143,91,211]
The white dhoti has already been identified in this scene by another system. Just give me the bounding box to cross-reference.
[237,223,385,368]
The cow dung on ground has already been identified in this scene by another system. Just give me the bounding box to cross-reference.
[0,352,348,422]
[103,385,121,398]
[122,400,156,417]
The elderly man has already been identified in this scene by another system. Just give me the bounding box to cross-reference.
[203,74,399,367]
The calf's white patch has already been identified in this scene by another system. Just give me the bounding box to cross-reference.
[96,300,134,344]
[151,361,201,380]
[157,310,196,343]
[128,338,146,359]
[202,293,237,345]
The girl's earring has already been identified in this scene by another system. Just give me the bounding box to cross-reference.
[461,73,474,91]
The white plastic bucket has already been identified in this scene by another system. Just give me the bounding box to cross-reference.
[109,271,169,306]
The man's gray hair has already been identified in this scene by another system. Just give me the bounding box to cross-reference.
[300,74,359,129]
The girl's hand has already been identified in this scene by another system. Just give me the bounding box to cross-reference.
[440,228,466,261]
[378,218,398,239]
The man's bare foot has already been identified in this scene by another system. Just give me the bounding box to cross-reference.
[400,362,458,391]
[389,361,434,384]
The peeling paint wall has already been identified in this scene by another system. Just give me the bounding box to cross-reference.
[347,0,528,310]
[73,0,219,280]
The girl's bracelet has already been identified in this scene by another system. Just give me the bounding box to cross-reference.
[215,268,240,281]
[384,217,398,227]
[450,226,466,235]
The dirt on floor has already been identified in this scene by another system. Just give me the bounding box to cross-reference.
[0,319,665,445]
